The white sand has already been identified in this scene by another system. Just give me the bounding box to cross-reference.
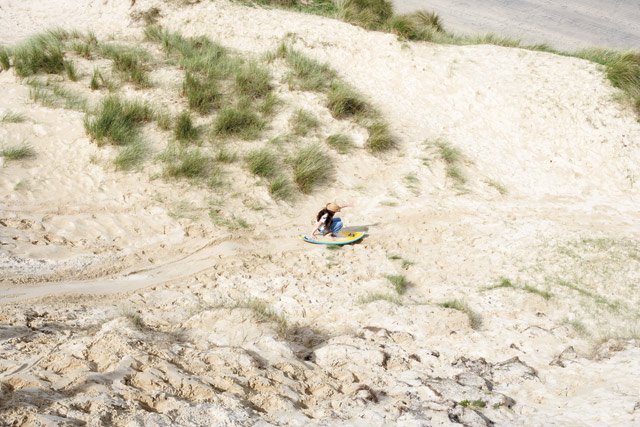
[1,0,639,425]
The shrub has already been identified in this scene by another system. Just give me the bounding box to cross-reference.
[12,30,67,77]
[174,111,198,142]
[290,108,319,136]
[366,121,395,152]
[292,143,332,193]
[326,133,354,153]
[85,95,152,146]
[1,144,35,160]
[214,106,265,139]
[327,80,368,119]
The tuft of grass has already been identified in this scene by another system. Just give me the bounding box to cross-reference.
[523,285,552,300]
[269,174,295,201]
[366,121,395,152]
[290,108,320,136]
[114,142,147,170]
[335,0,393,30]
[0,46,10,71]
[174,111,199,142]
[291,143,332,193]
[215,147,238,163]
[245,147,279,178]
[183,71,221,114]
[155,110,172,130]
[162,147,214,180]
[487,180,507,195]
[26,78,87,111]
[327,80,368,119]
[259,93,280,116]
[384,274,408,295]
[12,30,67,77]
[359,293,403,305]
[85,95,152,146]
[98,43,150,87]
[89,68,106,90]
[432,139,466,185]
[214,106,265,139]
[1,111,26,123]
[119,307,145,330]
[51,83,87,111]
[440,299,482,330]
[1,144,35,161]
[64,60,78,81]
[277,44,336,91]
[556,279,620,311]
[234,61,272,99]
[326,133,354,153]
[70,40,93,59]
[484,277,516,291]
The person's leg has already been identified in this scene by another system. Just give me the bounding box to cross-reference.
[329,218,343,236]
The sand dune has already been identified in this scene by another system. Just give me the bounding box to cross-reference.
[1,0,640,425]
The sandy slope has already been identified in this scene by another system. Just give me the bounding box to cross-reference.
[1,0,640,425]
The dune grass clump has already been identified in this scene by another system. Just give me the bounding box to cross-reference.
[0,46,11,71]
[366,121,395,152]
[274,43,335,91]
[215,147,238,163]
[234,61,272,99]
[1,144,35,161]
[432,139,467,185]
[114,142,147,170]
[99,44,150,87]
[245,147,279,178]
[214,106,265,139]
[388,10,447,40]
[1,111,26,123]
[64,60,78,81]
[292,143,332,193]
[85,95,152,146]
[327,80,369,119]
[11,30,67,77]
[290,108,320,136]
[326,133,354,153]
[174,111,198,142]
[335,0,393,30]
[183,71,221,114]
[384,274,408,295]
[155,110,172,130]
[269,174,295,201]
[162,147,215,180]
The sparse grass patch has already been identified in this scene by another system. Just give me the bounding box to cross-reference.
[64,60,78,81]
[214,106,265,139]
[487,180,507,195]
[174,111,199,142]
[403,173,420,195]
[484,277,516,291]
[327,80,368,119]
[233,298,288,337]
[162,147,214,180]
[269,174,295,201]
[430,139,467,185]
[1,144,35,161]
[290,108,319,136]
[114,141,147,170]
[359,293,403,305]
[215,147,238,163]
[1,111,26,123]
[0,46,10,71]
[277,44,335,91]
[155,110,172,130]
[366,120,396,152]
[326,133,354,153]
[99,43,151,87]
[183,72,221,113]
[384,274,408,295]
[440,299,482,330]
[119,307,145,330]
[291,143,332,193]
[85,95,152,146]
[556,279,620,311]
[234,61,272,99]
[523,285,552,300]
[245,147,279,178]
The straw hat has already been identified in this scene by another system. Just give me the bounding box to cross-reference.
[326,202,341,213]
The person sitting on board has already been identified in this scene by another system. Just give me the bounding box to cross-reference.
[311,201,353,240]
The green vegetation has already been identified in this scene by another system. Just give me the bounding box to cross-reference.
[523,285,552,300]
[327,80,368,119]
[1,111,26,123]
[458,400,486,408]
[114,142,147,170]
[359,293,403,305]
[269,174,295,201]
[215,147,238,163]
[365,121,396,152]
[26,78,87,111]
[292,143,332,193]
[1,144,35,161]
[234,61,272,99]
[183,71,220,113]
[274,43,335,91]
[214,105,265,139]
[98,43,151,87]
[440,299,482,330]
[326,133,354,153]
[174,111,199,142]
[429,139,467,185]
[155,110,172,130]
[290,108,319,136]
[64,60,78,81]
[161,146,215,180]
[384,274,408,295]
[233,298,288,336]
[0,46,10,71]
[484,277,516,291]
[556,279,620,311]
[84,95,152,146]
[11,29,67,77]
[245,147,279,178]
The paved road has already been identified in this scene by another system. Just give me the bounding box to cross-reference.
[392,0,640,51]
